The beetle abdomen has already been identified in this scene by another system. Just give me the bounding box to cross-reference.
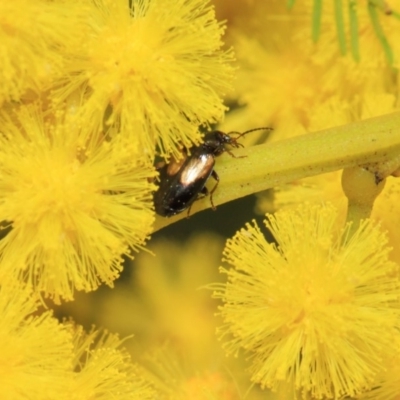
[154,152,215,217]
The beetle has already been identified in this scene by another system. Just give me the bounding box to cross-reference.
[154,127,272,217]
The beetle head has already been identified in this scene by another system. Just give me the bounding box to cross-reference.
[203,127,272,156]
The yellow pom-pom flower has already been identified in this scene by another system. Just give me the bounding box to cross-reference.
[69,325,156,400]
[0,284,73,400]
[0,282,156,399]
[55,0,234,159]
[214,203,400,399]
[142,344,239,400]
[0,0,82,105]
[0,104,156,301]
[358,342,400,400]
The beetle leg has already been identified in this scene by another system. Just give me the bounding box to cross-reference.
[226,148,246,159]
[208,170,219,210]
[186,186,209,218]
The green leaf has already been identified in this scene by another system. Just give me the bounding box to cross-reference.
[287,0,296,9]
[368,2,394,64]
[349,0,360,62]
[334,0,347,55]
[312,0,323,42]
[391,10,400,19]
[372,0,400,19]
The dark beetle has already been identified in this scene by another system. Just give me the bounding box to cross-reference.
[154,128,271,217]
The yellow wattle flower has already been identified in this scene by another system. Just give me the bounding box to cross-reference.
[53,0,234,159]
[142,344,239,400]
[0,281,157,400]
[0,284,73,399]
[221,1,400,142]
[214,203,400,399]
[0,104,156,302]
[69,325,156,400]
[358,340,400,400]
[0,0,83,105]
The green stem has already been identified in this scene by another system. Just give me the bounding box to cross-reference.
[341,167,386,237]
[153,112,400,232]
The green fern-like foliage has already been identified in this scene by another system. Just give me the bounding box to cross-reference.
[288,0,400,64]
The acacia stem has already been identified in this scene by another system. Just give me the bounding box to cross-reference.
[153,111,400,232]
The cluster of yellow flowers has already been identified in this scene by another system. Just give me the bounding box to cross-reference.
[0,0,233,301]
[0,0,233,398]
[1,0,400,399]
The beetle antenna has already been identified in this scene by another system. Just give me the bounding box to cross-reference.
[230,126,273,140]
[229,127,273,140]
